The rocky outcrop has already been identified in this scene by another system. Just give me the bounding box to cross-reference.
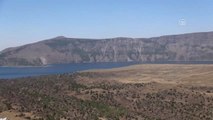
[0,32,213,66]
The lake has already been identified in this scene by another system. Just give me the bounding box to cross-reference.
[0,62,139,79]
[1,61,213,79]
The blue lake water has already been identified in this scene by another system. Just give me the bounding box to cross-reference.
[0,62,139,79]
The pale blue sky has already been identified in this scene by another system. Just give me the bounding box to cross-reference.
[0,0,213,50]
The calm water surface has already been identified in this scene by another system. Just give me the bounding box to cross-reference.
[0,62,138,79]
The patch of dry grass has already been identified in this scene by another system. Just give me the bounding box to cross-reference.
[82,64,213,85]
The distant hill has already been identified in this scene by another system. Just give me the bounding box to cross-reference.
[0,31,213,66]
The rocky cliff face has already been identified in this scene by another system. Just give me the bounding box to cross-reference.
[0,32,213,66]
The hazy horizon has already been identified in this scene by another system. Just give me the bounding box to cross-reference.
[0,0,213,50]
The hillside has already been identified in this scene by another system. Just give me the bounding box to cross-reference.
[0,64,213,120]
[0,32,213,66]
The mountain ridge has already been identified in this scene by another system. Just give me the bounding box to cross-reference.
[1,31,213,66]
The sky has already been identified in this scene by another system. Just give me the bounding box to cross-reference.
[0,0,213,50]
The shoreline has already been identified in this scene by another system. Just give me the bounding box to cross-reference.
[1,61,213,68]
[0,65,51,68]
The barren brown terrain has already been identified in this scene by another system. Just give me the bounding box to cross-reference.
[1,64,213,120]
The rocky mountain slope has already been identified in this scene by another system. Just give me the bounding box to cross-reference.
[0,31,213,66]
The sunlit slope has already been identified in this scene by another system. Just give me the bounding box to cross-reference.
[81,64,213,85]
[1,31,213,66]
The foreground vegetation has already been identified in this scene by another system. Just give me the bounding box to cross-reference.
[0,64,213,120]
